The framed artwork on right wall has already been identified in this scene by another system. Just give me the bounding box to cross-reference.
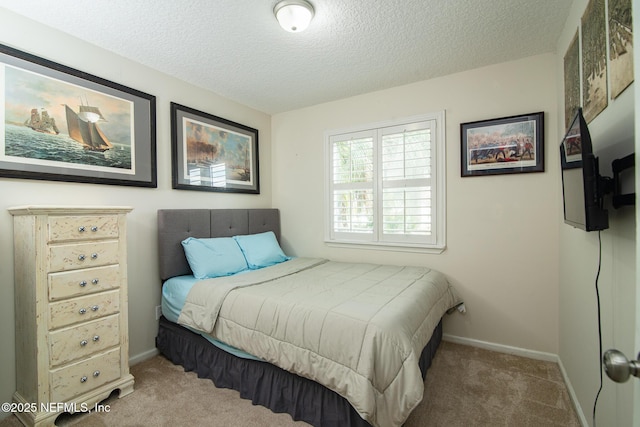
[581,0,608,123]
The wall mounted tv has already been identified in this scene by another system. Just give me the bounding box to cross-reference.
[559,108,635,232]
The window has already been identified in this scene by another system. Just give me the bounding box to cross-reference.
[325,112,445,252]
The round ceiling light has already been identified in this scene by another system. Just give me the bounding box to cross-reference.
[274,0,315,33]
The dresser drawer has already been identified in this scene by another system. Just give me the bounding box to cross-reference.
[50,348,121,402]
[49,241,119,272]
[49,315,120,367]
[49,265,120,301]
[48,215,119,242]
[49,290,120,329]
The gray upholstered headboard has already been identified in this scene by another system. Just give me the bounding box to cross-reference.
[157,209,281,282]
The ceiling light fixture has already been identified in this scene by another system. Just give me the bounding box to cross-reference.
[274,0,314,33]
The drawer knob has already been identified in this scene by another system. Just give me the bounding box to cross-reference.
[91,253,98,260]
[80,376,88,383]
[79,308,87,315]
[92,278,99,285]
[78,226,86,232]
[93,335,100,342]
[79,280,87,287]
[93,370,100,377]
[91,305,99,312]
[78,254,86,261]
[91,226,98,232]
[80,340,88,346]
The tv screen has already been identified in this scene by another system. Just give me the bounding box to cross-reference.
[560,108,608,231]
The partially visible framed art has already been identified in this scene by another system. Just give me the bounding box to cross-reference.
[461,112,545,177]
[608,0,634,99]
[0,44,157,187]
[581,0,608,123]
[171,102,259,194]
[564,31,581,130]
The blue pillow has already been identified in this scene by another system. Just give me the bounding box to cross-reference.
[233,231,290,269]
[181,237,248,279]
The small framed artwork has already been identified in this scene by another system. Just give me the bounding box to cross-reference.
[171,102,259,194]
[0,44,157,187]
[460,112,544,177]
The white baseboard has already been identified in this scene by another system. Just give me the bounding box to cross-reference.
[443,333,558,361]
[129,348,159,366]
[443,333,588,427]
[556,357,589,427]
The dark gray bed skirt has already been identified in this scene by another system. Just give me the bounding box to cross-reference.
[156,317,443,427]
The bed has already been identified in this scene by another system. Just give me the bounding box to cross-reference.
[155,208,460,427]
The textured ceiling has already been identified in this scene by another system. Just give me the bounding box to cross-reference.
[1,0,573,114]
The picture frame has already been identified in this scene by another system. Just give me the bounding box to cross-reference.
[563,31,580,130]
[171,102,259,194]
[0,44,157,187]
[608,0,634,100]
[460,112,544,177]
[581,0,608,123]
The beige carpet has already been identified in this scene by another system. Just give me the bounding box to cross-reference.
[0,341,580,427]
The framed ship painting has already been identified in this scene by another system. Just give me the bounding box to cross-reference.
[0,44,156,187]
[171,102,259,194]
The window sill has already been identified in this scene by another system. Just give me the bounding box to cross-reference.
[324,240,446,254]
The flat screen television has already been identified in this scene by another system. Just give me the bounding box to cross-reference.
[559,108,609,231]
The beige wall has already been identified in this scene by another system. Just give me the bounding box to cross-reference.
[556,1,637,426]
[272,54,561,354]
[0,9,272,414]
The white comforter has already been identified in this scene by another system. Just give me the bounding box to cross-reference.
[178,258,460,427]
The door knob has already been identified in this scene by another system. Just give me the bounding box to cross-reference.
[603,349,640,383]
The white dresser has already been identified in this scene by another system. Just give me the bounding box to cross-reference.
[9,206,135,427]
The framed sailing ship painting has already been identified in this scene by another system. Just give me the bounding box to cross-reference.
[171,102,259,194]
[0,44,157,187]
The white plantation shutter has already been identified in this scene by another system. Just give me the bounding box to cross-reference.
[330,132,375,240]
[326,112,445,251]
[380,122,435,244]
